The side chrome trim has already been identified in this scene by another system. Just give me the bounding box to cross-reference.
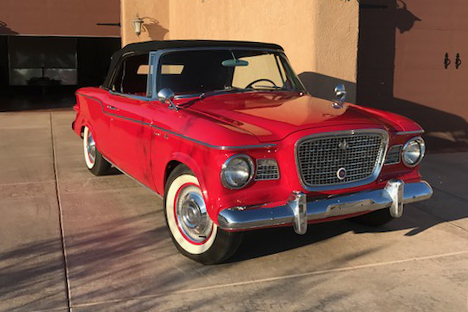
[102,156,163,200]
[151,123,277,150]
[294,129,389,192]
[76,93,277,151]
[218,180,433,233]
[396,130,425,135]
[108,90,152,102]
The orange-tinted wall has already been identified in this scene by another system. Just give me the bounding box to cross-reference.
[120,0,359,103]
[0,0,120,37]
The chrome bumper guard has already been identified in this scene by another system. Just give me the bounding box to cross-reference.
[217,180,433,235]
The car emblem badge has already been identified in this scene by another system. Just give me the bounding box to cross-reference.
[338,139,348,150]
[337,167,347,180]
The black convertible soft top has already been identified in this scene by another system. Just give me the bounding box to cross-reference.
[103,40,284,88]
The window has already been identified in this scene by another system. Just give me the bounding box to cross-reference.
[158,50,230,95]
[161,65,184,75]
[137,65,149,75]
[157,49,304,96]
[231,54,284,89]
[111,53,149,96]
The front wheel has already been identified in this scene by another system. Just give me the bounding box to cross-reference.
[164,165,242,264]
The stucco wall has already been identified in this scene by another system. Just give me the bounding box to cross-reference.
[121,0,170,46]
[121,0,359,102]
[0,0,120,37]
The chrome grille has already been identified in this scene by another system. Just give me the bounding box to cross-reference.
[297,132,387,188]
[255,159,280,181]
[385,145,402,165]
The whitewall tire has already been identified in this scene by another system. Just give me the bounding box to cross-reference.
[164,165,243,264]
[82,126,110,176]
[166,174,218,254]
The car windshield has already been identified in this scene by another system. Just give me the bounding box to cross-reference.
[157,49,305,97]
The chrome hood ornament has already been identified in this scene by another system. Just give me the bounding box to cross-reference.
[333,84,347,109]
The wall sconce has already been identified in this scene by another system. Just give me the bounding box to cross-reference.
[132,16,144,36]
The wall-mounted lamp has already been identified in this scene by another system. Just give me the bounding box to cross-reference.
[132,16,144,36]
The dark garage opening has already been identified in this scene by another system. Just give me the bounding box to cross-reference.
[0,36,120,112]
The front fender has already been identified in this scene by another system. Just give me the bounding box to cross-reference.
[163,151,220,222]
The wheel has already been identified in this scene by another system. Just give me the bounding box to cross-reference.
[83,126,111,176]
[164,165,243,264]
[348,208,395,227]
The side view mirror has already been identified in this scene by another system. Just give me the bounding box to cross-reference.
[333,84,347,108]
[157,88,177,110]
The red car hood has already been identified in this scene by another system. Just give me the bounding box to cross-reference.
[181,92,417,143]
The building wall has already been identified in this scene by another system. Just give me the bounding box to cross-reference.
[121,0,359,102]
[121,0,170,46]
[0,0,120,37]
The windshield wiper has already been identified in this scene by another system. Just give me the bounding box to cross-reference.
[250,85,294,91]
[177,87,249,108]
[199,87,247,100]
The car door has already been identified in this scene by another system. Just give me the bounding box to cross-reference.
[105,53,155,188]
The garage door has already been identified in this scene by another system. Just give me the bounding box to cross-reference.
[357,0,468,151]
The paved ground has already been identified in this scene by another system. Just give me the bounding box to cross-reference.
[1,110,467,312]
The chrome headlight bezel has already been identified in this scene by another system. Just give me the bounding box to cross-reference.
[221,154,255,190]
[402,137,425,167]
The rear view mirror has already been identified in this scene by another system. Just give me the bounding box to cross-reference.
[158,88,175,104]
[157,88,178,111]
[222,59,249,67]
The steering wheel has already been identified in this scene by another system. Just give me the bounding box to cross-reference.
[245,78,277,89]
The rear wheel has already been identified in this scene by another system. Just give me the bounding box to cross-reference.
[83,126,110,176]
[164,165,242,264]
[349,208,395,227]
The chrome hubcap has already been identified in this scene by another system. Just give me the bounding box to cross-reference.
[86,131,96,164]
[176,186,212,243]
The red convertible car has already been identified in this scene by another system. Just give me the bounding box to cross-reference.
[72,40,433,264]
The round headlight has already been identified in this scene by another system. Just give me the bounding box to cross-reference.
[402,137,425,167]
[221,155,254,189]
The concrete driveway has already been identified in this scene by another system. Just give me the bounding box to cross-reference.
[1,110,467,312]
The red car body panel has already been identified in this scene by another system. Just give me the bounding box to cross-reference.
[182,92,421,143]
[73,87,424,224]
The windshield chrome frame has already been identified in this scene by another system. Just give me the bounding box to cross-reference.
[149,47,307,101]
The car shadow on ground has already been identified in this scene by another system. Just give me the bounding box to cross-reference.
[0,211,370,311]
[1,191,466,310]
[229,194,468,263]
[0,212,170,311]
[102,166,123,176]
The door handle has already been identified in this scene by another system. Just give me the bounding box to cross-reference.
[444,53,451,69]
[107,105,119,111]
[456,53,462,69]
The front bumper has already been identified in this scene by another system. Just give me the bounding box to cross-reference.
[217,180,433,234]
